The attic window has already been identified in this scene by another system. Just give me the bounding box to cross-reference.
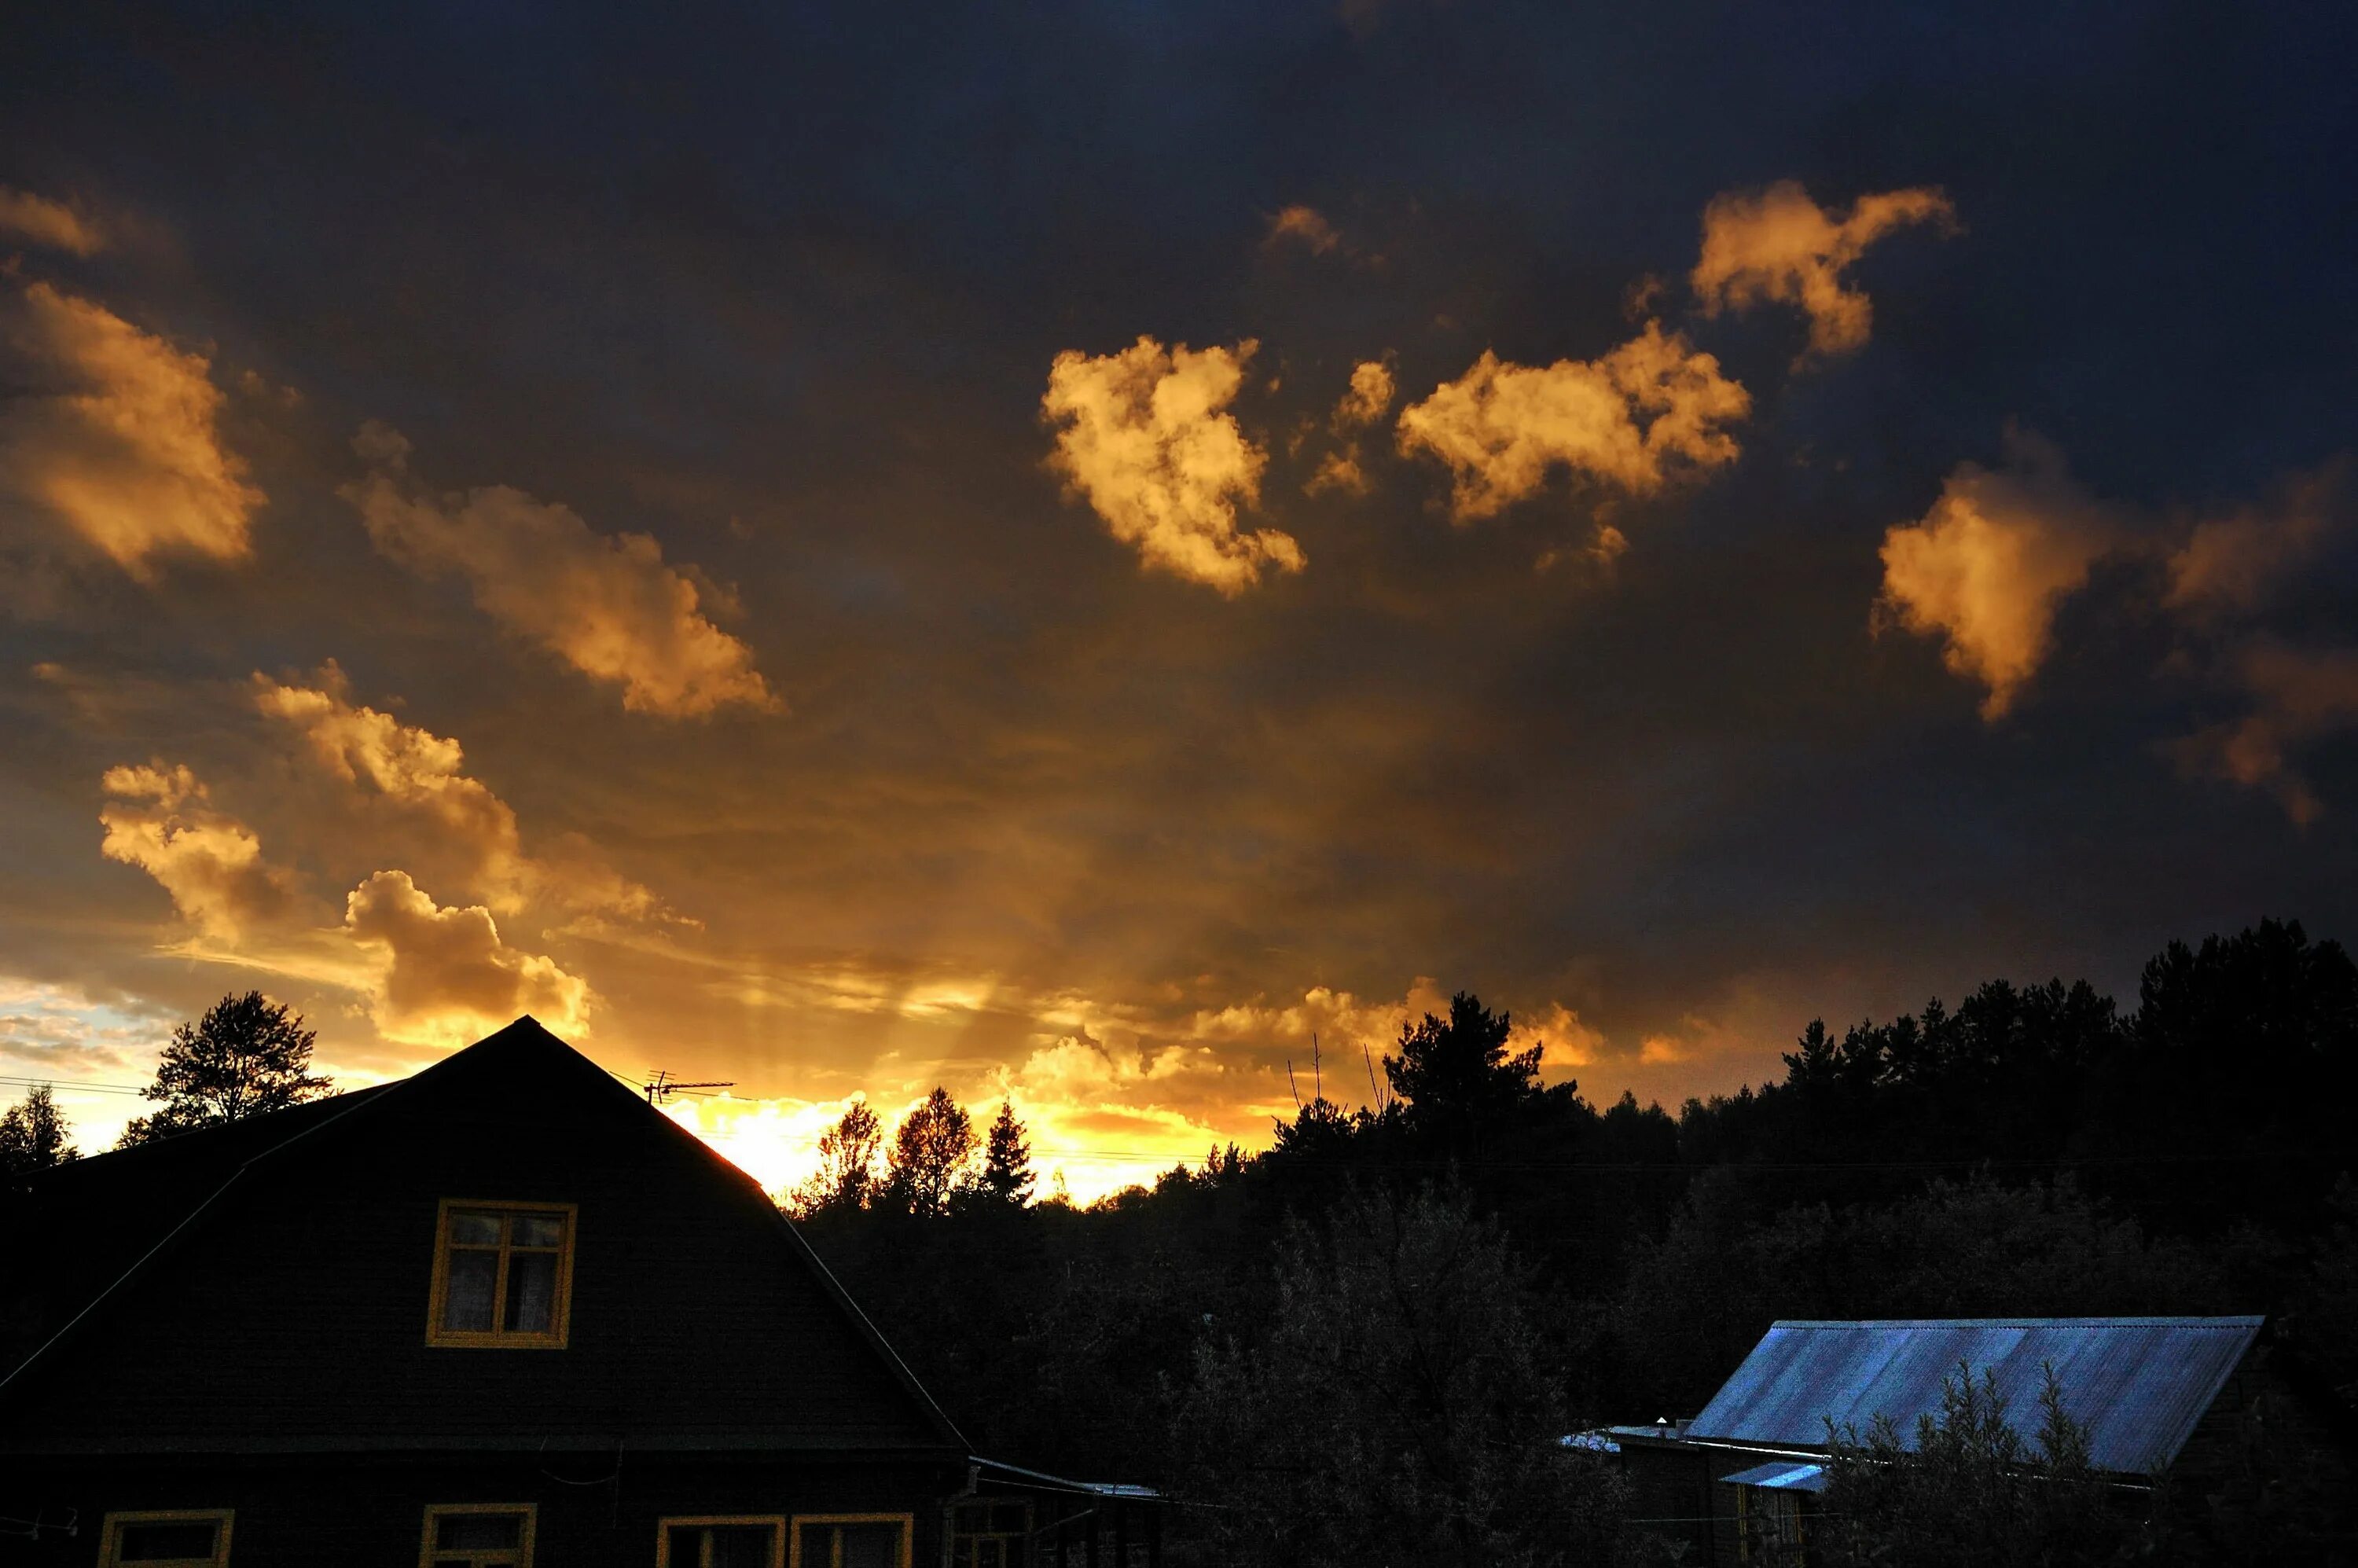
[99,1511,233,1568]
[792,1515,912,1568]
[426,1200,576,1348]
[657,1517,786,1568]
[421,1504,535,1568]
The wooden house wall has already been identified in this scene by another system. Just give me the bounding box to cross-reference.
[1615,1440,1728,1566]
[0,1454,958,1567]
[1,1043,950,1456]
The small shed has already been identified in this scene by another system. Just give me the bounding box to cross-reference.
[1599,1316,2301,1565]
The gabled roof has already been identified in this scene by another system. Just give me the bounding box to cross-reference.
[1688,1317,2264,1476]
[0,1018,964,1454]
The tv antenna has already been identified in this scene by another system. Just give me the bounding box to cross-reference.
[642,1070,735,1105]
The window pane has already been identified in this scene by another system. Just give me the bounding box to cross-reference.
[841,1522,902,1568]
[513,1214,565,1248]
[118,1521,219,1560]
[448,1211,502,1247]
[437,1512,524,1550]
[666,1525,703,1564]
[443,1247,498,1331]
[504,1249,557,1331]
[708,1524,776,1568]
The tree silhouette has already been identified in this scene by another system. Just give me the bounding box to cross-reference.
[1820,1363,2117,1568]
[977,1100,1035,1206]
[788,1100,883,1216]
[116,992,333,1148]
[1383,991,1544,1148]
[885,1087,975,1217]
[1173,1181,1636,1567]
[0,1084,77,1180]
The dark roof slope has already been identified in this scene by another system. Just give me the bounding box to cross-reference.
[0,1018,962,1455]
[0,1082,398,1376]
[1688,1316,2265,1475]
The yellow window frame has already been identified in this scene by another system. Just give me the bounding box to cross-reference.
[788,1514,913,1568]
[418,1502,537,1567]
[97,1509,234,1568]
[950,1498,1034,1568]
[655,1515,788,1568]
[424,1198,578,1349]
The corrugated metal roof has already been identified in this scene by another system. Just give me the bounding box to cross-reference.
[1720,1461,1828,1493]
[1687,1317,2264,1476]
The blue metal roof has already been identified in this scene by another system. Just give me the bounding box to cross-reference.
[1688,1317,2264,1476]
[1720,1461,1827,1493]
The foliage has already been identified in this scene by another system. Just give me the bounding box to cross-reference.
[975,1100,1035,1206]
[1818,1362,2130,1568]
[788,1100,883,1217]
[884,1085,976,1217]
[116,991,332,1148]
[0,1084,77,1181]
[1171,1181,1639,1568]
[1383,991,1547,1150]
[782,921,2356,1554]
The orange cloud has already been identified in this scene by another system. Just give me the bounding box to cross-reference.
[2176,642,2358,826]
[1263,204,1342,255]
[1042,336,1305,593]
[1334,358,1396,430]
[1876,431,2118,719]
[97,763,294,939]
[1395,321,1750,520]
[1692,181,1956,359]
[0,281,261,575]
[2165,464,2343,619]
[343,869,593,1046]
[1305,361,1398,498]
[346,426,778,717]
[0,188,105,256]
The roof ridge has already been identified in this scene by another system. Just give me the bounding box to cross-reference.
[1769,1315,2266,1327]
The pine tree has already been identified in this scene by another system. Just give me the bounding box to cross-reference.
[979,1100,1035,1206]
[117,991,333,1148]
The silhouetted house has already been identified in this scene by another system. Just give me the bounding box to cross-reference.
[0,1018,1155,1568]
[1596,1316,2319,1565]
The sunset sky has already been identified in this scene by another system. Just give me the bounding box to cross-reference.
[3,4,2354,1200]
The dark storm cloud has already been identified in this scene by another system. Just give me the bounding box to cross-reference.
[2,0,2353,1187]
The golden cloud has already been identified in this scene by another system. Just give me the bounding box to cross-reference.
[1691,181,1956,359]
[254,667,525,897]
[1041,336,1306,594]
[1306,358,1398,498]
[0,188,105,255]
[0,281,261,575]
[1876,431,2117,720]
[1395,321,1750,520]
[97,763,294,939]
[252,665,672,924]
[1334,358,1396,430]
[343,869,593,1047]
[345,427,778,717]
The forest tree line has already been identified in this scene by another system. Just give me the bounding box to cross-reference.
[6,920,2355,1562]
